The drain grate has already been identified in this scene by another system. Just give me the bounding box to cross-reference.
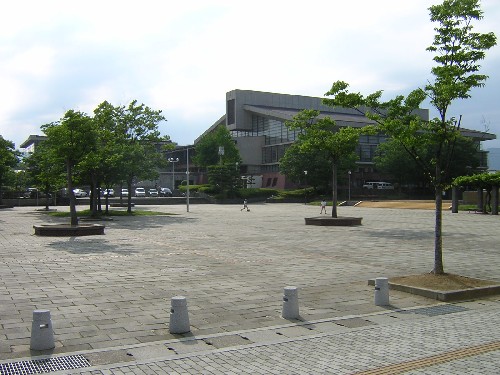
[401,304,468,317]
[0,354,90,375]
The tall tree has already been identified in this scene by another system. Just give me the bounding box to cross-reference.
[323,0,496,273]
[0,137,20,205]
[115,100,167,213]
[41,110,96,225]
[374,136,480,189]
[24,142,65,210]
[285,109,370,218]
[193,126,241,167]
[279,140,357,192]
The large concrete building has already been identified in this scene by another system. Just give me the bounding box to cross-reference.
[197,89,495,189]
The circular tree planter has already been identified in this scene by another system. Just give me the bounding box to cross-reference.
[305,216,362,226]
[33,224,105,236]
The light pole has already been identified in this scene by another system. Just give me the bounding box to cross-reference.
[304,170,308,204]
[168,157,179,191]
[218,146,224,165]
[348,170,352,202]
[186,148,190,213]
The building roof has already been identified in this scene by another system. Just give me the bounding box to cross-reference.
[19,134,47,149]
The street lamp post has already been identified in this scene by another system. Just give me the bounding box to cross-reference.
[218,146,224,165]
[304,170,308,204]
[186,148,190,213]
[348,170,352,202]
[168,157,179,191]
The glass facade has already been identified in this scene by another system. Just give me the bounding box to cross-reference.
[357,134,388,162]
[230,115,300,145]
[230,115,390,167]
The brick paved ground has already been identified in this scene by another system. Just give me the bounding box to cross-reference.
[0,202,499,373]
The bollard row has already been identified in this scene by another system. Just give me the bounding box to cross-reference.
[30,280,389,347]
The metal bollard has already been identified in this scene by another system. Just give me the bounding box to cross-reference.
[374,277,390,306]
[282,286,300,319]
[169,296,190,334]
[30,310,55,351]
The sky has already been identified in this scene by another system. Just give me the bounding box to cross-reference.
[1,0,500,150]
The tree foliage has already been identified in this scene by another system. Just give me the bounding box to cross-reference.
[0,137,20,204]
[285,109,372,217]
[374,136,480,188]
[322,0,496,274]
[24,142,65,209]
[194,126,241,167]
[453,172,500,213]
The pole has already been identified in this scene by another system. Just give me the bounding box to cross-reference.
[168,157,179,191]
[348,170,351,202]
[186,147,190,213]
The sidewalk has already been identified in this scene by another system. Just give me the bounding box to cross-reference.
[0,203,499,373]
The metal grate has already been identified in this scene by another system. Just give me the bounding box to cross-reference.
[401,304,468,317]
[0,354,90,375]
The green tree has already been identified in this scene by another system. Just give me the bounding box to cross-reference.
[207,164,241,198]
[0,137,20,204]
[115,100,168,213]
[323,0,496,274]
[24,142,65,210]
[193,126,241,167]
[279,141,357,193]
[453,172,500,214]
[285,109,369,218]
[374,136,480,189]
[41,110,96,225]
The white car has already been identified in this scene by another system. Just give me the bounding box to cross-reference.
[135,187,146,197]
[149,188,159,197]
[121,188,129,197]
[73,188,88,197]
[103,188,115,197]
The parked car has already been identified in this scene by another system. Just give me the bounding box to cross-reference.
[159,187,172,197]
[73,188,88,197]
[135,187,146,197]
[103,188,115,197]
[362,182,394,190]
[121,188,129,197]
[149,188,159,197]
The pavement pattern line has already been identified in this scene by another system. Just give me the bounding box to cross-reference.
[1,204,500,373]
[352,341,500,375]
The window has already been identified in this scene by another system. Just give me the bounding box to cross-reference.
[227,99,235,125]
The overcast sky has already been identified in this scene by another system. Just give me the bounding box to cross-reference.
[2,0,500,150]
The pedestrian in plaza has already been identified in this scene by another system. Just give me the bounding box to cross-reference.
[241,199,250,212]
[320,199,327,214]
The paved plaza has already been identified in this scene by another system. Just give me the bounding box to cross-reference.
[0,203,499,373]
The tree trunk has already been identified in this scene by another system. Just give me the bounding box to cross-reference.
[331,162,338,218]
[492,186,499,215]
[451,186,459,213]
[66,160,78,226]
[434,177,444,274]
[127,180,133,214]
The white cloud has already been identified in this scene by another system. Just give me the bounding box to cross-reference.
[1,0,499,148]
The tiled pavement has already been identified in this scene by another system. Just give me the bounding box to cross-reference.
[0,202,499,373]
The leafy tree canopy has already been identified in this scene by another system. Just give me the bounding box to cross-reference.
[194,126,241,167]
[320,0,496,273]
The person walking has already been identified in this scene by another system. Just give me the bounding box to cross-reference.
[320,199,327,214]
[241,199,250,212]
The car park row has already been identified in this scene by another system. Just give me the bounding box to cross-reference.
[71,187,173,198]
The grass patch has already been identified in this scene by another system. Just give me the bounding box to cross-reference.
[49,209,174,217]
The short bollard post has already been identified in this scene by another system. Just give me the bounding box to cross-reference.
[169,296,190,334]
[282,286,300,319]
[374,277,390,306]
[30,310,55,351]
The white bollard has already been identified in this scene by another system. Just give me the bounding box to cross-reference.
[282,286,300,319]
[30,310,55,351]
[169,296,190,334]
[374,277,390,306]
